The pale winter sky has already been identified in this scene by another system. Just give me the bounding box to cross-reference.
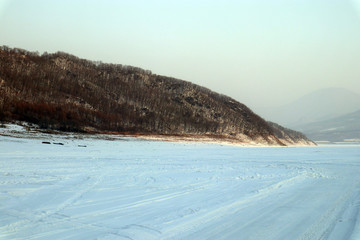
[1,0,360,113]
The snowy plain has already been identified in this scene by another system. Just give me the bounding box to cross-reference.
[1,125,360,240]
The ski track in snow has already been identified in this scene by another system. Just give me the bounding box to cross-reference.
[0,126,360,239]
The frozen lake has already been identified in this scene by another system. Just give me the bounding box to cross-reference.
[1,130,360,239]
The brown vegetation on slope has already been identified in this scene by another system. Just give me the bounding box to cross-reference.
[0,46,313,145]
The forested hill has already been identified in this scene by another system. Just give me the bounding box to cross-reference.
[0,46,314,146]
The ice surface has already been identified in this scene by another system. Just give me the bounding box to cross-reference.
[1,125,360,239]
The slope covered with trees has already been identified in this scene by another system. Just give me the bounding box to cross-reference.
[0,46,314,145]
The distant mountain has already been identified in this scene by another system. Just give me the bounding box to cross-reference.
[295,109,360,143]
[0,46,314,146]
[262,88,360,128]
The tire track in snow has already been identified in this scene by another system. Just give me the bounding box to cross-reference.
[63,180,212,220]
[1,157,107,238]
[161,173,307,239]
[297,181,360,240]
[5,179,209,239]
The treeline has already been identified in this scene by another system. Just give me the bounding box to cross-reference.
[0,46,274,140]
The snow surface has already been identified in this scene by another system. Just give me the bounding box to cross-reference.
[1,125,360,240]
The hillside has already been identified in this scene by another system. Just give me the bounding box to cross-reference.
[0,46,314,146]
[295,109,360,143]
[267,122,314,146]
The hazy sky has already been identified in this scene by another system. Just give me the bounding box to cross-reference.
[1,0,360,113]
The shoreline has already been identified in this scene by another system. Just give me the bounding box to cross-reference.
[131,134,319,147]
[0,122,316,147]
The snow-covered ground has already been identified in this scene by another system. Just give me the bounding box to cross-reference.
[1,125,360,240]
